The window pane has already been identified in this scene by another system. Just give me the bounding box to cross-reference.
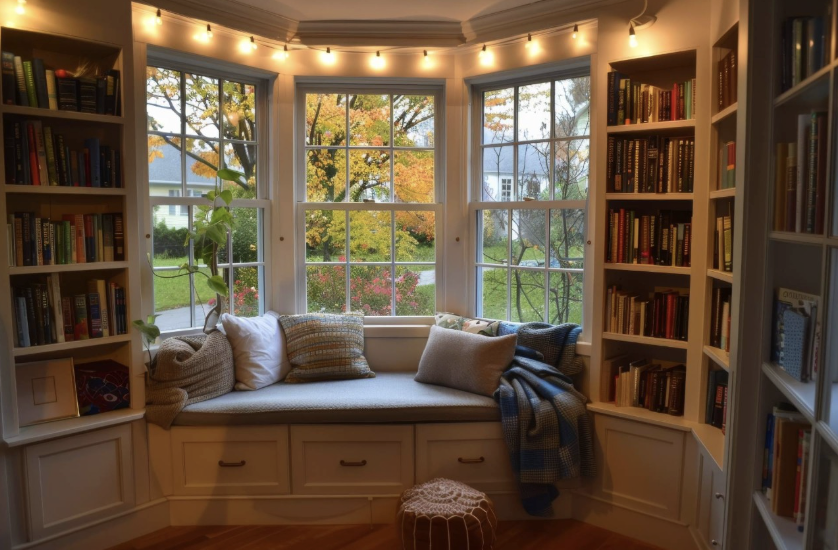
[555,76,591,139]
[394,95,434,147]
[231,207,261,263]
[307,149,346,202]
[480,267,507,320]
[482,146,513,201]
[555,139,590,200]
[350,265,392,316]
[148,138,183,198]
[549,209,585,269]
[396,265,435,316]
[518,141,550,200]
[548,270,583,325]
[349,94,390,146]
[480,210,508,265]
[305,209,346,262]
[349,210,391,262]
[202,266,226,322]
[223,80,256,141]
[152,205,189,261]
[306,93,346,146]
[307,265,345,313]
[483,88,514,145]
[153,267,192,331]
[184,138,220,197]
[517,82,550,141]
[394,150,434,203]
[146,67,181,133]
[396,211,435,262]
[232,266,261,317]
[184,73,219,138]
[349,149,390,202]
[222,142,257,199]
[511,269,545,322]
[512,209,546,266]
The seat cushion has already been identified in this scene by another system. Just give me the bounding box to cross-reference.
[173,372,500,426]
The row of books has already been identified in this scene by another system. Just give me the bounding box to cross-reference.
[1,52,120,115]
[605,286,690,341]
[717,141,735,190]
[780,17,826,93]
[712,208,733,273]
[606,135,695,193]
[605,355,686,416]
[771,287,821,383]
[12,276,128,348]
[774,112,827,234]
[606,71,697,126]
[762,403,810,531]
[606,208,692,267]
[2,121,122,187]
[705,369,729,432]
[709,287,732,352]
[717,49,737,110]
[7,212,125,267]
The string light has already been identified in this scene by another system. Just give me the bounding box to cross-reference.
[525,33,532,49]
[423,50,431,66]
[156,8,162,25]
[371,50,385,69]
[250,36,257,50]
[15,0,25,15]
[274,44,289,61]
[572,24,578,39]
[206,24,213,39]
[478,44,487,58]
[321,47,335,65]
[629,24,637,48]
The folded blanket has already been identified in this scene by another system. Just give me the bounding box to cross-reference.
[495,354,595,516]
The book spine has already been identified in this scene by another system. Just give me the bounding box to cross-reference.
[1,52,15,105]
[13,56,27,107]
[32,58,49,109]
[45,69,58,110]
[73,294,89,340]
[61,296,74,341]
[22,61,37,108]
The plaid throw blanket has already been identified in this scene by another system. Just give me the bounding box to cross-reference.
[494,327,595,516]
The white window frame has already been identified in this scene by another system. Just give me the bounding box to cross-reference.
[294,81,445,320]
[469,65,590,330]
[146,56,272,335]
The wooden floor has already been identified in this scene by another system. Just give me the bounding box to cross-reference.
[108,520,662,550]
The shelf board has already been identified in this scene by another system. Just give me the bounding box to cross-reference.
[0,104,124,125]
[3,185,127,196]
[602,332,689,349]
[769,231,827,246]
[774,63,832,108]
[13,334,132,357]
[761,362,816,424]
[707,269,733,284]
[704,345,730,371]
[606,119,695,135]
[752,492,803,550]
[711,103,738,124]
[9,261,129,276]
[605,192,693,201]
[3,409,145,448]
[709,188,736,199]
[605,263,690,275]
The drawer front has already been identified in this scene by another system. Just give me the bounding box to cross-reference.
[290,425,413,495]
[171,426,290,496]
[416,423,516,493]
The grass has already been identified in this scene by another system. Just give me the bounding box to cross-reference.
[152,256,213,311]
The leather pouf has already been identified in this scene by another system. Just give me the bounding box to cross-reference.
[397,478,497,550]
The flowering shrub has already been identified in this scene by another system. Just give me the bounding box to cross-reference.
[208,279,259,317]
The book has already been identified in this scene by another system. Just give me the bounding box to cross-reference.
[45,70,58,110]
[46,275,65,344]
[22,60,37,108]
[772,288,821,381]
[32,58,48,109]
[73,294,89,340]
[13,56,27,106]
[61,296,74,341]
[87,279,110,338]
[1,51,15,105]
[795,114,808,233]
[773,417,809,517]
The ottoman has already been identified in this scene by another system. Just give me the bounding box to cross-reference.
[396,478,497,550]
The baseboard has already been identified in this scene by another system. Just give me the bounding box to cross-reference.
[13,499,169,550]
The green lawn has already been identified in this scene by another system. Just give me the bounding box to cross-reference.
[151,256,212,311]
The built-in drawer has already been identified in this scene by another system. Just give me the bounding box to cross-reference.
[171,426,290,496]
[290,425,414,495]
[416,423,517,493]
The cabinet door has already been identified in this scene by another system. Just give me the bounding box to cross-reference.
[24,424,135,540]
[709,463,726,548]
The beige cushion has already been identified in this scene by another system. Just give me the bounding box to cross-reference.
[221,311,292,391]
[415,325,516,397]
[279,312,375,383]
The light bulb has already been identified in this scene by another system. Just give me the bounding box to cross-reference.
[479,44,487,58]
[15,0,25,15]
[371,50,385,69]
[423,50,431,66]
[276,44,289,60]
[206,24,213,39]
[572,24,578,39]
[250,36,257,50]
[629,25,637,48]
[321,47,335,65]
[525,33,533,49]
[156,8,162,25]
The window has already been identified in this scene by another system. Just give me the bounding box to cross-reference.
[474,73,590,324]
[146,63,268,332]
[298,87,441,316]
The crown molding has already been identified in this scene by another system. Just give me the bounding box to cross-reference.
[294,20,465,48]
[462,0,616,42]
[141,0,298,41]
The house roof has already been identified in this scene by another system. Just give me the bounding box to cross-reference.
[148,143,217,186]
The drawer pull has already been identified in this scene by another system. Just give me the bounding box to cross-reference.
[340,459,367,467]
[218,460,246,468]
[711,540,719,547]
[458,456,485,464]
[714,492,725,500]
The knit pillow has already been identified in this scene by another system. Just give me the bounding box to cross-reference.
[434,312,499,336]
[278,313,374,383]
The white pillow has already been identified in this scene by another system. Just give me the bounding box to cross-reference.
[221,311,292,390]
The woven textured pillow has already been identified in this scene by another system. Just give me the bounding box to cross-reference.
[278,313,374,383]
[434,312,499,336]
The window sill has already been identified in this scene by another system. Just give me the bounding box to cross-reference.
[575,341,591,357]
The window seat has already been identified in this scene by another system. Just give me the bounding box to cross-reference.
[172,372,500,426]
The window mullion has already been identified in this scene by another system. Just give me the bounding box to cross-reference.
[391,210,396,316]
[345,210,351,312]
[507,208,512,322]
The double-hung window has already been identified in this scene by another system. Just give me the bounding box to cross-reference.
[297,86,442,316]
[473,71,590,325]
[146,63,269,332]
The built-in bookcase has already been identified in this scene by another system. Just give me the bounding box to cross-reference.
[0,27,143,447]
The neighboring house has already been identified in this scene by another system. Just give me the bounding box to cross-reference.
[149,142,216,227]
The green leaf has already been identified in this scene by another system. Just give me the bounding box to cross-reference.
[206,224,227,245]
[132,319,160,342]
[217,168,246,185]
[219,189,233,205]
[207,275,229,297]
[206,190,217,202]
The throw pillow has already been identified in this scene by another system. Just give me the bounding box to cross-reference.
[415,325,517,397]
[434,312,500,336]
[279,312,374,383]
[497,321,522,336]
[221,311,292,391]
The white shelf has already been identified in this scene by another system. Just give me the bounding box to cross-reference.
[9,261,129,276]
[707,269,733,284]
[761,362,816,424]
[704,345,730,371]
[3,185,126,196]
[774,62,832,108]
[711,102,738,124]
[13,334,132,357]
[602,332,689,349]
[0,103,124,124]
[604,263,690,275]
[606,119,695,134]
[752,491,803,550]
[709,188,736,199]
[3,409,144,447]
[605,192,693,201]
[769,231,828,246]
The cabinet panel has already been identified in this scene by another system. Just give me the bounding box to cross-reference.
[709,462,726,548]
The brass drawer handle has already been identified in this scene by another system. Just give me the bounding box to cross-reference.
[458,457,485,464]
[218,460,246,468]
[340,459,367,467]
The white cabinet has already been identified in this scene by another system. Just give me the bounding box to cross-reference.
[694,448,725,549]
[24,424,135,540]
